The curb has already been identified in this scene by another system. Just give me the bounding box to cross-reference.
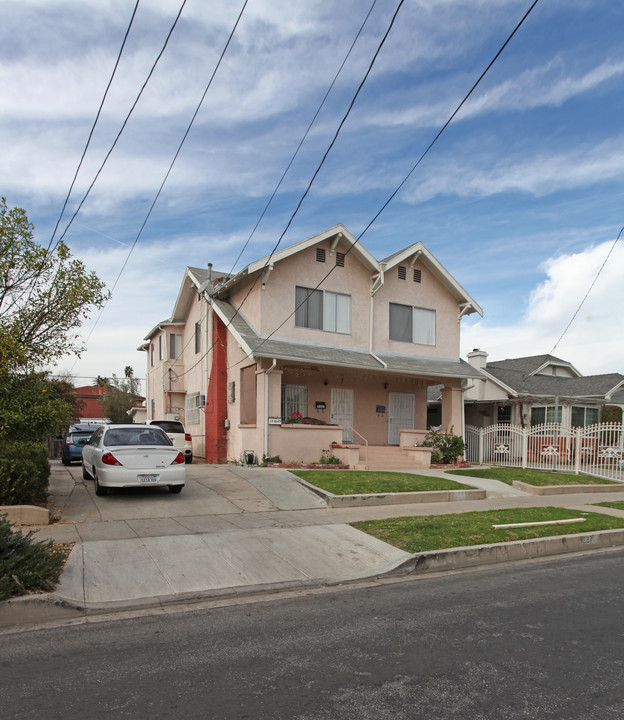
[0,505,50,526]
[512,480,624,495]
[293,475,486,507]
[382,528,624,577]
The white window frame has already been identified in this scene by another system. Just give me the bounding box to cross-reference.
[295,286,351,334]
[389,303,436,346]
[571,406,600,428]
[169,333,182,360]
[186,392,200,425]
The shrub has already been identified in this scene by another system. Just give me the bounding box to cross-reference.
[0,514,66,600]
[421,427,465,464]
[0,440,50,505]
[262,454,282,465]
[319,454,342,465]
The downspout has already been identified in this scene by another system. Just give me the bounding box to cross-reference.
[264,358,277,458]
[369,282,387,369]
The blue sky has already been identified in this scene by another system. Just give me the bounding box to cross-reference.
[1,0,623,385]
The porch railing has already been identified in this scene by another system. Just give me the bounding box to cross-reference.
[339,417,368,469]
[465,422,624,483]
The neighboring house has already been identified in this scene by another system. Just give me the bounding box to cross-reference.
[463,350,624,428]
[69,385,109,423]
[139,224,483,465]
[69,385,145,423]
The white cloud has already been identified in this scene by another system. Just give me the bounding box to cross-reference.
[461,239,624,375]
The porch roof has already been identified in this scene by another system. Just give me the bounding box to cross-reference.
[212,298,482,382]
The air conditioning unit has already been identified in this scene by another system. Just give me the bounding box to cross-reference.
[165,413,180,421]
[196,394,206,408]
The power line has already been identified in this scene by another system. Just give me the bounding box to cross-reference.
[227,0,543,368]
[225,0,380,277]
[549,225,623,356]
[46,0,141,254]
[179,0,405,379]
[70,0,249,373]
[50,0,189,255]
[173,0,380,372]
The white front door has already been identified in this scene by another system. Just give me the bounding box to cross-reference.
[331,388,354,442]
[388,392,415,445]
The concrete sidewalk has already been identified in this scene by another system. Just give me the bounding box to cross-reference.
[3,461,624,627]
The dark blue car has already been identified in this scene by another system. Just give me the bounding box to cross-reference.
[60,423,102,465]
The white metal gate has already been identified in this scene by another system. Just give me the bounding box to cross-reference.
[388,392,415,445]
[465,422,624,482]
[331,388,354,443]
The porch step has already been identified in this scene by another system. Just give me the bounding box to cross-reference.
[354,445,424,471]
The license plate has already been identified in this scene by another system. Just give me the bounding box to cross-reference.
[139,474,159,483]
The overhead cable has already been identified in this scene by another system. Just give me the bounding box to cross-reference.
[70,0,249,371]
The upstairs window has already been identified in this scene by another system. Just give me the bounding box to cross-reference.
[295,286,351,334]
[158,335,163,361]
[194,321,201,354]
[389,303,435,345]
[169,333,182,360]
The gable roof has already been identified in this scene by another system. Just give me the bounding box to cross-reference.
[211,224,482,317]
[487,354,582,378]
[484,365,624,402]
[381,243,483,316]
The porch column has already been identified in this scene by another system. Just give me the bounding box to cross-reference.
[440,386,464,435]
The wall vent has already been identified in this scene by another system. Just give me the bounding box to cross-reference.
[336,252,345,267]
[398,265,407,280]
[413,268,422,283]
[316,248,326,263]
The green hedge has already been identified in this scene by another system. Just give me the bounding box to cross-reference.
[0,440,50,506]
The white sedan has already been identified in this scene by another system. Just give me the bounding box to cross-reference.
[82,424,186,496]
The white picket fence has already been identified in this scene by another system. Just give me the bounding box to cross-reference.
[465,422,624,483]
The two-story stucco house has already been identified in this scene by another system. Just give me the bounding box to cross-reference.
[140,225,483,467]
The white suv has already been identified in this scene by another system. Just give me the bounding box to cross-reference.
[148,420,193,464]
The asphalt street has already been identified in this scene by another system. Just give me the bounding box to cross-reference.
[2,548,623,719]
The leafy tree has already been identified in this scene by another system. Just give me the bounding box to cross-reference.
[99,368,143,423]
[0,197,108,372]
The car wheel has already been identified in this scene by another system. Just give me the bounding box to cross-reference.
[169,485,183,494]
[62,457,70,466]
[82,462,91,480]
[94,473,108,497]
[185,455,193,464]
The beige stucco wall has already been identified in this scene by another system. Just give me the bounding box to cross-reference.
[230,241,373,349]
[373,260,460,358]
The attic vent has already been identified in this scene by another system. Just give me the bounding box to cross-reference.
[413,268,422,283]
[398,265,407,280]
[335,252,345,267]
[316,248,326,263]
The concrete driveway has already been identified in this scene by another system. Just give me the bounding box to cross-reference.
[19,461,410,612]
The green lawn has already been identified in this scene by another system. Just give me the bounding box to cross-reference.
[352,507,624,553]
[593,501,624,511]
[446,466,616,486]
[292,470,474,495]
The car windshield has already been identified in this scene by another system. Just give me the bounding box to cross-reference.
[151,421,185,433]
[103,428,171,447]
